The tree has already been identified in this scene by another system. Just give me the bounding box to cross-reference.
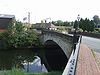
[93,15,100,25]
[85,18,90,32]
[70,21,73,26]
[78,18,95,32]
[1,21,40,48]
[52,20,71,27]
[56,20,64,26]
[52,21,57,25]
[63,21,70,26]
[79,18,84,29]
[78,18,87,32]
[89,20,95,32]
[74,20,78,29]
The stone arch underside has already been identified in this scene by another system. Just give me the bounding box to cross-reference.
[43,40,68,71]
[42,34,73,58]
[40,33,73,71]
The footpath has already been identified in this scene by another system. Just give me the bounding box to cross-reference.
[75,44,100,75]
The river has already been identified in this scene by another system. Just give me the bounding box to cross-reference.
[0,49,47,72]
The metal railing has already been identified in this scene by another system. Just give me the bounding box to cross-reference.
[62,36,82,75]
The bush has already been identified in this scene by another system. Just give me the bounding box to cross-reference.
[95,28,100,33]
[0,68,25,75]
[0,21,41,48]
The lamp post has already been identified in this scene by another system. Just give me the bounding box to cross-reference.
[73,14,80,53]
[28,12,30,24]
[77,14,80,30]
[42,18,51,29]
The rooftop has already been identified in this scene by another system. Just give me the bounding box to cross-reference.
[0,14,15,19]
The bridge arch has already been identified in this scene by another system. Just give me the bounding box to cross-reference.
[41,31,73,58]
[43,40,68,71]
[39,30,73,71]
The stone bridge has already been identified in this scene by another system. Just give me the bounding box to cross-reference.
[39,30,74,71]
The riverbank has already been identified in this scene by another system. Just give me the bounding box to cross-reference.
[0,69,62,75]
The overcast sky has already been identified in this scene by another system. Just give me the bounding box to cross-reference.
[0,0,100,23]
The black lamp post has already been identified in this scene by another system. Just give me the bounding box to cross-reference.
[77,14,80,30]
[73,14,80,53]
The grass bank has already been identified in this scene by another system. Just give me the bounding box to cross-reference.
[0,68,62,75]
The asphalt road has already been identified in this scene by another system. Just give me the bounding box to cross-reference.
[82,36,100,53]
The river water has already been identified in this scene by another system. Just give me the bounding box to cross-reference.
[0,49,47,72]
[82,36,100,53]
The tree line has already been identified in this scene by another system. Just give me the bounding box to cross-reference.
[74,18,95,32]
[52,15,100,32]
[52,20,71,26]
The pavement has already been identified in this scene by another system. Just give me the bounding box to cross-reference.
[75,44,100,75]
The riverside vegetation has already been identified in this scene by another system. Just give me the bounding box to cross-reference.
[0,68,62,75]
[0,21,41,49]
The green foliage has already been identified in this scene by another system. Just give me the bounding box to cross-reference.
[74,20,78,29]
[93,15,100,25]
[0,21,40,48]
[63,21,70,26]
[95,28,100,33]
[52,18,95,32]
[52,20,70,26]
[56,20,64,26]
[0,68,24,75]
[89,20,95,32]
[79,18,95,32]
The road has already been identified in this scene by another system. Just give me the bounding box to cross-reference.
[82,36,100,53]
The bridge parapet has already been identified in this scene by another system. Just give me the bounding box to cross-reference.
[42,30,73,43]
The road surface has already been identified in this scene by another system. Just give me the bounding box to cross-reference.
[82,36,100,53]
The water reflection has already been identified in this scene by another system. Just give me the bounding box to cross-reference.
[23,56,47,72]
[0,49,47,72]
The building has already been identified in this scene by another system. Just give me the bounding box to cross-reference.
[34,22,57,30]
[96,24,100,28]
[0,14,15,32]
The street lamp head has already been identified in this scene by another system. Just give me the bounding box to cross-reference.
[78,14,80,16]
[77,14,80,20]
[77,14,80,30]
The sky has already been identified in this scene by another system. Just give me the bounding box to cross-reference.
[0,0,100,23]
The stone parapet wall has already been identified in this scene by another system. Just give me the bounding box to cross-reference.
[79,32,100,39]
[69,32,100,39]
